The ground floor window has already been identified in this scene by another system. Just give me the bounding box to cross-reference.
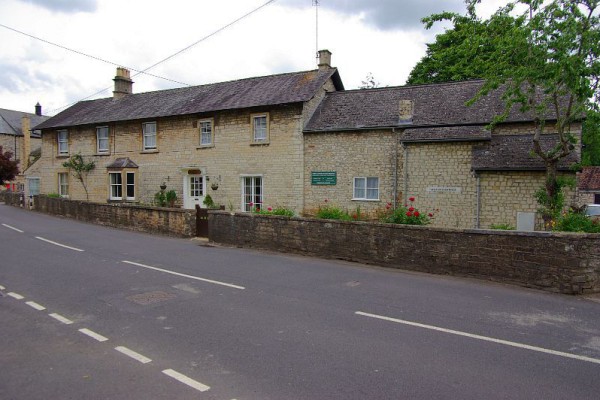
[58,173,69,197]
[242,176,262,211]
[109,172,123,200]
[595,193,600,204]
[126,172,135,200]
[28,178,40,196]
[353,177,379,200]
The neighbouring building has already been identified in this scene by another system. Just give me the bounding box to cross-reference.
[0,104,47,193]
[31,51,581,229]
[577,167,600,205]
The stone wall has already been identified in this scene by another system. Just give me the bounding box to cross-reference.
[209,211,600,295]
[303,130,396,218]
[0,190,24,207]
[33,195,196,237]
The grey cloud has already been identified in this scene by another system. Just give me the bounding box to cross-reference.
[17,0,97,13]
[282,0,465,30]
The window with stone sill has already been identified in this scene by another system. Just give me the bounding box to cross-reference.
[58,172,69,197]
[353,177,379,200]
[251,113,269,144]
[199,119,214,147]
[97,126,109,153]
[142,122,157,151]
[57,130,69,156]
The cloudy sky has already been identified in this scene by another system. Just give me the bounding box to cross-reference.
[0,0,506,116]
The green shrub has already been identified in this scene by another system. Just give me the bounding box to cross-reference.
[256,206,295,217]
[203,194,216,209]
[316,204,352,221]
[380,197,432,226]
[554,212,600,233]
[490,223,515,230]
[46,193,61,198]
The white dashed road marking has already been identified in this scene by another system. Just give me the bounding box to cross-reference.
[0,285,5,290]
[122,260,245,290]
[36,236,84,252]
[49,313,74,325]
[79,328,109,342]
[2,223,24,233]
[356,311,600,365]
[25,301,46,311]
[115,346,152,364]
[7,292,24,300]
[162,369,211,392]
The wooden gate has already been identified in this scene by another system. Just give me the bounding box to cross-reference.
[195,205,209,237]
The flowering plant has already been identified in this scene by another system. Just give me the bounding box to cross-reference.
[380,197,434,225]
[255,205,295,217]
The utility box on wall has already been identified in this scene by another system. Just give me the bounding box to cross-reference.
[517,212,536,231]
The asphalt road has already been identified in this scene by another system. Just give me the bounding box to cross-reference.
[1,204,600,399]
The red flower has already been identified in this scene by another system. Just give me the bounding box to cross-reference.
[414,211,420,217]
[409,197,415,202]
[428,213,433,217]
[352,214,358,220]
[408,206,415,212]
[406,211,413,217]
[249,202,254,206]
[267,207,273,211]
[256,206,260,211]
[385,204,391,210]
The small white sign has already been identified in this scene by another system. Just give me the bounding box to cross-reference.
[426,186,462,194]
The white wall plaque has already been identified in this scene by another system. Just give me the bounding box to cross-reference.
[426,186,462,194]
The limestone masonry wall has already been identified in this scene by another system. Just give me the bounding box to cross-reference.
[33,195,196,237]
[209,211,600,295]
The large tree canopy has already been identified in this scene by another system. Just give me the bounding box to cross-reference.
[411,0,600,223]
[0,146,19,185]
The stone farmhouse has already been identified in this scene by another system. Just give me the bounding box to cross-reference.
[0,104,47,192]
[31,51,581,229]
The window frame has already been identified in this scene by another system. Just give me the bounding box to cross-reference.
[251,113,269,144]
[353,176,380,201]
[241,175,263,212]
[96,126,110,154]
[142,121,157,151]
[57,130,69,156]
[58,172,69,197]
[109,172,123,200]
[126,172,135,200]
[198,118,214,147]
[28,177,40,196]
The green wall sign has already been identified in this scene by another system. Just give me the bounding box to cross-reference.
[311,171,337,185]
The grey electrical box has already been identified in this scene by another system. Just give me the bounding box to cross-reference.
[517,212,536,231]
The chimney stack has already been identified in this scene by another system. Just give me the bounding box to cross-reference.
[398,100,414,124]
[317,49,332,70]
[21,115,31,170]
[35,102,42,116]
[113,67,133,99]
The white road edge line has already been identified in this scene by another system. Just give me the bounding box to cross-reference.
[36,236,84,252]
[79,328,109,342]
[355,311,600,365]
[114,346,152,364]
[162,369,211,392]
[7,292,24,300]
[122,260,245,290]
[49,313,74,325]
[26,301,46,311]
[2,223,24,233]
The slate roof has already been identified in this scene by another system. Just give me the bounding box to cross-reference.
[472,135,580,171]
[401,125,491,143]
[0,108,48,137]
[35,68,343,130]
[304,80,558,133]
[578,167,600,191]
[106,158,139,169]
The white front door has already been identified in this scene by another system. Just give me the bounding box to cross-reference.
[183,175,205,209]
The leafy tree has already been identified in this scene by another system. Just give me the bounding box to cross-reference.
[582,109,600,165]
[62,153,95,201]
[417,0,600,226]
[0,146,19,185]
[359,72,380,89]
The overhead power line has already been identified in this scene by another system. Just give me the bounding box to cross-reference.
[13,0,280,115]
[0,22,190,87]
